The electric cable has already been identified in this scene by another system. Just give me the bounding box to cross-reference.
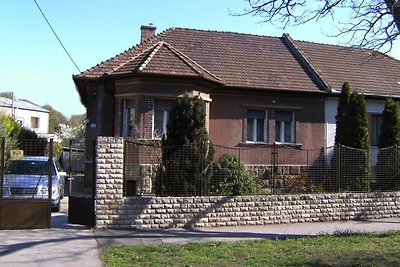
[33,0,81,73]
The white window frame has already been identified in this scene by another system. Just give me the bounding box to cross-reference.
[246,110,268,144]
[275,111,295,144]
[370,113,382,147]
[122,99,137,138]
[31,116,40,129]
[153,109,168,139]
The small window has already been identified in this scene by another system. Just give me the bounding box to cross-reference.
[123,100,137,137]
[154,109,168,139]
[247,109,267,143]
[275,111,294,143]
[371,114,382,147]
[31,117,39,128]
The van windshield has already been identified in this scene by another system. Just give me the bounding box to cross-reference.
[6,160,55,175]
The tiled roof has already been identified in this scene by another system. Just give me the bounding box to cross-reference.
[113,41,222,83]
[74,28,323,93]
[292,40,400,96]
[74,27,400,96]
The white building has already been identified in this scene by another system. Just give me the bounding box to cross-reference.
[0,96,49,135]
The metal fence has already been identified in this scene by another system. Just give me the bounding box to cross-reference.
[123,140,400,196]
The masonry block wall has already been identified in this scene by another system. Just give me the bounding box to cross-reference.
[95,137,400,229]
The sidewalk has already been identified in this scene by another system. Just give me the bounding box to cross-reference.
[94,217,400,247]
[0,199,101,267]
[1,197,400,266]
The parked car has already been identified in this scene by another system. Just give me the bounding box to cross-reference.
[2,156,67,212]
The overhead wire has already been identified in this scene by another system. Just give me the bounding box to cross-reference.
[33,0,81,73]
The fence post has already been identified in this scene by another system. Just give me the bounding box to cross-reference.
[68,139,73,196]
[338,144,341,193]
[395,145,399,191]
[47,139,53,228]
[0,137,5,228]
[272,143,277,195]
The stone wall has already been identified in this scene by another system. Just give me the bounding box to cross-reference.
[95,137,400,229]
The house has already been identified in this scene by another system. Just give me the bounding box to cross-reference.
[0,96,49,135]
[73,25,400,184]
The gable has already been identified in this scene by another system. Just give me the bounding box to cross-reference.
[113,41,222,84]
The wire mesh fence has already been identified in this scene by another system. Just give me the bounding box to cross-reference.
[0,139,62,207]
[123,140,400,197]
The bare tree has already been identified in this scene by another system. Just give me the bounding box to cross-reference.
[239,0,400,52]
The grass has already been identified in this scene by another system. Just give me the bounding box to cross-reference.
[101,231,400,267]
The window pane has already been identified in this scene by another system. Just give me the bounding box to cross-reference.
[31,117,39,128]
[247,109,266,142]
[256,118,265,141]
[284,121,292,142]
[275,121,281,142]
[127,107,136,137]
[154,110,164,138]
[123,99,136,138]
[247,118,254,141]
[371,114,382,147]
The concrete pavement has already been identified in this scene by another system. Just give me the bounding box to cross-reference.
[0,199,101,267]
[1,197,400,266]
[94,217,400,247]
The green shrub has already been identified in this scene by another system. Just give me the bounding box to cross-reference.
[211,154,260,195]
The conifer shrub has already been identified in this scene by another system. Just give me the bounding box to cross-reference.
[375,98,400,191]
[210,154,260,195]
[155,94,214,196]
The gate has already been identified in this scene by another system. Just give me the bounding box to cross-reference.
[67,141,95,227]
[0,138,54,229]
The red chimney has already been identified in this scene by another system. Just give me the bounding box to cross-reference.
[140,24,156,43]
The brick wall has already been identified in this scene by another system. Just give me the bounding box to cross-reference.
[95,137,400,229]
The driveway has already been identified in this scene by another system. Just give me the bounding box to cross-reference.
[0,198,102,267]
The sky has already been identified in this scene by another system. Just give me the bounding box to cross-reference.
[1,0,399,118]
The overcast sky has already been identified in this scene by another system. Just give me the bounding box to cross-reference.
[1,0,399,118]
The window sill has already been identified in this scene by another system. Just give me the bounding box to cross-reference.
[239,142,302,148]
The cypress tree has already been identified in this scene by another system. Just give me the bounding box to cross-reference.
[155,94,214,196]
[376,97,400,191]
[335,82,351,145]
[378,97,400,148]
[329,82,352,192]
[341,92,370,191]
[346,92,369,149]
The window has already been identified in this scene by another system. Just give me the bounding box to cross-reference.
[247,109,267,143]
[370,114,382,147]
[123,100,137,137]
[275,111,294,143]
[31,117,39,128]
[153,99,172,139]
[153,109,168,138]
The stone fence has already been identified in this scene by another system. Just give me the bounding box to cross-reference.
[95,137,400,229]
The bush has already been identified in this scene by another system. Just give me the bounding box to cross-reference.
[210,154,260,195]
[18,127,47,156]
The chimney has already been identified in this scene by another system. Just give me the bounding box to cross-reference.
[140,24,156,43]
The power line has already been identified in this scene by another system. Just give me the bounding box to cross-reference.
[33,0,81,73]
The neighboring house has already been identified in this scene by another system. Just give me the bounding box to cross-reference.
[0,96,49,135]
[73,26,400,173]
